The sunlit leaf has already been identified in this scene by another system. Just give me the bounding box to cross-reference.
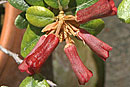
[8,0,29,11]
[26,6,54,27]
[25,0,45,6]
[19,74,50,87]
[44,0,70,9]
[117,0,130,24]
[21,24,43,58]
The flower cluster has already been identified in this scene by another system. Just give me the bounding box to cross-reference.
[19,0,117,85]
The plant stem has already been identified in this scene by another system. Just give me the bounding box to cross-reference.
[0,0,8,4]
[57,0,63,11]
[47,80,57,87]
[0,45,23,64]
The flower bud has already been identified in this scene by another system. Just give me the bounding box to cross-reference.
[76,0,117,23]
[64,43,93,85]
[18,34,59,75]
[78,29,112,61]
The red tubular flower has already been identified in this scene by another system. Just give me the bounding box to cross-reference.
[64,43,93,85]
[77,29,112,61]
[18,34,59,75]
[76,0,117,23]
[28,35,46,56]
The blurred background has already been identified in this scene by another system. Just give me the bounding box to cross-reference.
[0,0,130,87]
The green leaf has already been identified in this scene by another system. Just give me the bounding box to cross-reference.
[117,0,130,24]
[25,0,45,6]
[76,0,98,13]
[8,0,29,11]
[26,6,54,27]
[21,24,43,58]
[80,19,105,36]
[68,0,76,8]
[15,12,28,29]
[19,74,50,87]
[44,0,70,9]
[67,0,77,14]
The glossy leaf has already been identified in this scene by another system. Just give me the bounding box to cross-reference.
[76,0,98,13]
[15,12,28,29]
[25,0,45,6]
[8,0,29,11]
[21,24,43,58]
[19,74,50,87]
[44,0,70,9]
[80,19,105,36]
[117,0,130,24]
[26,6,54,27]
